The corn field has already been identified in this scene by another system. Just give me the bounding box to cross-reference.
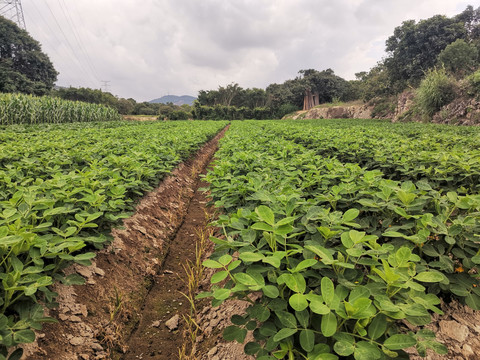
[0,93,121,125]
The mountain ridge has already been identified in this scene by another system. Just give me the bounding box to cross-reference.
[149,95,196,106]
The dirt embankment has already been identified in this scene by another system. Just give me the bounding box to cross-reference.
[287,103,374,120]
[287,92,480,125]
[24,126,228,360]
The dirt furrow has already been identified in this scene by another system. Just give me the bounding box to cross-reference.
[121,168,214,359]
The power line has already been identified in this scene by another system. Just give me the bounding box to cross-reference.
[7,1,105,91]
[28,1,86,85]
[42,0,98,87]
[57,0,101,82]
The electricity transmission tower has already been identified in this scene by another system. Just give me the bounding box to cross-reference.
[0,0,26,29]
[101,80,111,92]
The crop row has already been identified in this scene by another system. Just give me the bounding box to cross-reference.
[201,120,480,360]
[0,93,121,125]
[266,119,480,192]
[0,120,227,357]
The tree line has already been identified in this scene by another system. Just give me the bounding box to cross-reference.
[1,5,480,119]
[194,5,480,120]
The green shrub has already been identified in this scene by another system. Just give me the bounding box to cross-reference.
[277,103,300,118]
[169,110,191,120]
[416,68,457,118]
[192,102,273,120]
[371,98,396,118]
[466,69,480,97]
[437,39,478,77]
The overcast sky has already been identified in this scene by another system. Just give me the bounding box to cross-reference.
[17,0,473,101]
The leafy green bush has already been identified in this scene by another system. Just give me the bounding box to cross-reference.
[277,103,300,118]
[192,102,274,120]
[437,39,478,77]
[168,110,191,120]
[416,68,457,118]
[370,98,396,118]
[466,69,480,97]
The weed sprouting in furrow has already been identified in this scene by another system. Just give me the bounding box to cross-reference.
[178,212,216,360]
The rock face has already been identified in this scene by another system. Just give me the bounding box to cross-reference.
[288,92,480,126]
[432,97,480,125]
[393,91,416,122]
[290,104,373,120]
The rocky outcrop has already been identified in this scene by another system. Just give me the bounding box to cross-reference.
[288,103,373,120]
[432,97,480,125]
[393,91,416,122]
[286,91,480,126]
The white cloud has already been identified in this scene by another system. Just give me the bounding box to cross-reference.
[21,0,472,101]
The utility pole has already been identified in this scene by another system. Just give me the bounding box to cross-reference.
[101,80,111,93]
[0,0,26,30]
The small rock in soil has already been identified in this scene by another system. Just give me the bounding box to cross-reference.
[71,304,88,316]
[95,351,107,359]
[76,266,93,278]
[463,344,474,357]
[151,320,161,328]
[208,346,218,356]
[69,315,82,322]
[165,314,180,331]
[94,267,105,276]
[69,336,84,346]
[91,342,104,351]
[439,320,469,342]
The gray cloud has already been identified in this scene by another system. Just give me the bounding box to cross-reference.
[22,0,470,101]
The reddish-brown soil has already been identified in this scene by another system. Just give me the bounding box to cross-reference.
[121,170,215,359]
[406,299,480,360]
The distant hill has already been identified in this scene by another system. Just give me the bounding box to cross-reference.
[149,95,196,106]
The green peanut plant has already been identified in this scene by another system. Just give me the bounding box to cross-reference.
[200,120,480,359]
[0,120,227,357]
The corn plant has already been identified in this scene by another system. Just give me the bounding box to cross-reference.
[0,93,121,125]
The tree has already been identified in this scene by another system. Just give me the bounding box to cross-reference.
[355,63,395,101]
[302,68,354,103]
[217,83,241,106]
[385,15,465,88]
[437,39,478,76]
[455,5,480,41]
[0,16,57,95]
[116,98,135,115]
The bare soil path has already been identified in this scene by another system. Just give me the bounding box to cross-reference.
[121,170,214,359]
